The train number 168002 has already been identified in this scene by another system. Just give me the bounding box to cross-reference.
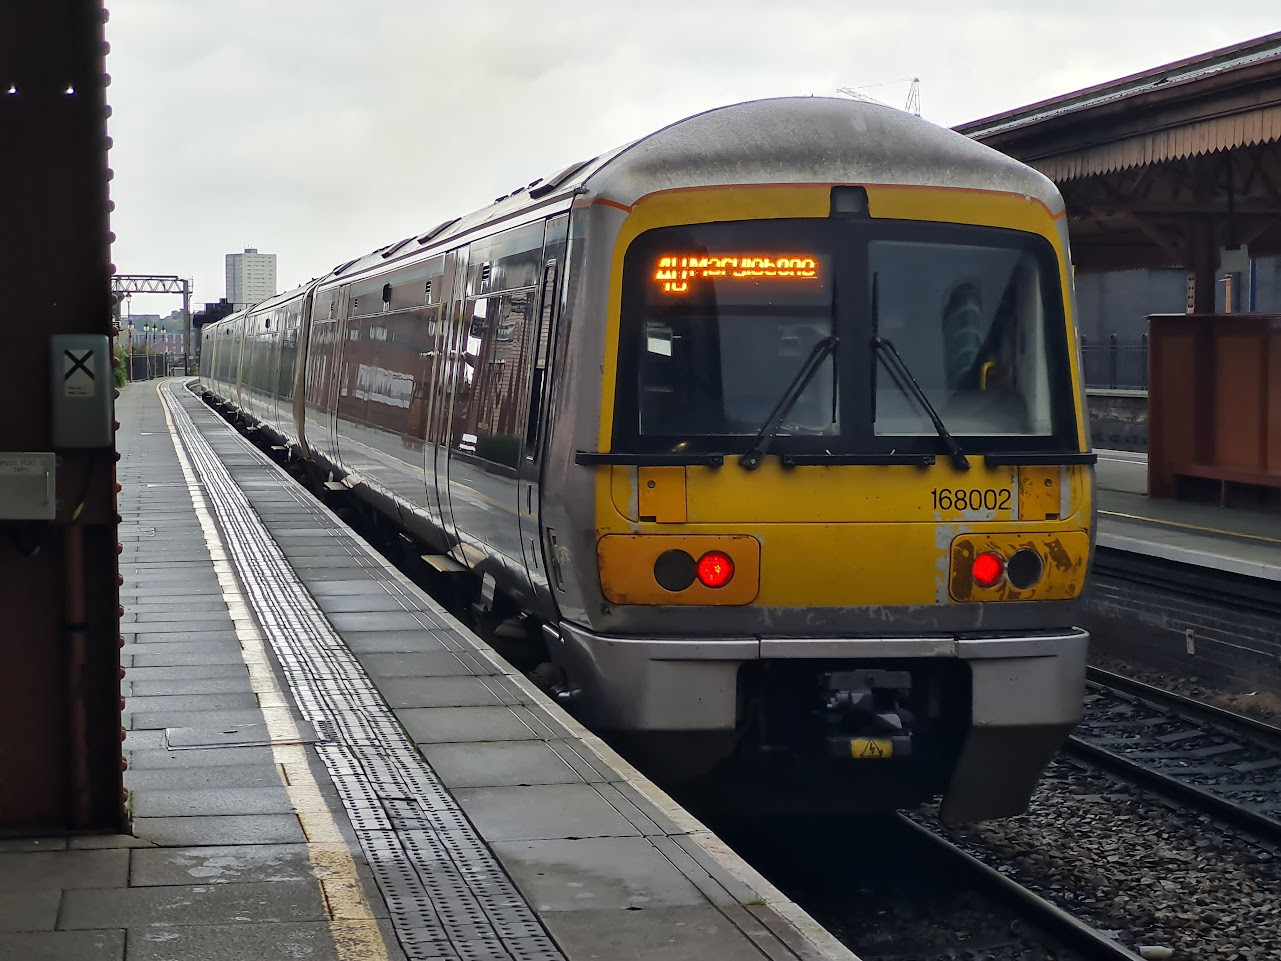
[931,488,1012,512]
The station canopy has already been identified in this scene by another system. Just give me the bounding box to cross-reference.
[957,32,1281,283]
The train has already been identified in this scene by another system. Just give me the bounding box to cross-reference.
[199,97,1096,822]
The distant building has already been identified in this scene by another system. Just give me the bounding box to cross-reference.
[225,248,277,309]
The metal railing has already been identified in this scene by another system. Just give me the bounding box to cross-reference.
[1081,334,1148,390]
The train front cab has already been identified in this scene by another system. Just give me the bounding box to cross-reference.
[570,181,1093,823]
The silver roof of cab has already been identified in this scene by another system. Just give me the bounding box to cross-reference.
[584,96,1063,215]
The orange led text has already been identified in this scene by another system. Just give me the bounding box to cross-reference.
[653,254,820,293]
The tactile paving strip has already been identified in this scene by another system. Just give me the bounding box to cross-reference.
[161,383,565,961]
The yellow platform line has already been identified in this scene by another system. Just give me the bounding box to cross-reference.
[161,385,391,960]
[1100,509,1281,545]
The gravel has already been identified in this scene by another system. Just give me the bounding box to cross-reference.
[1091,652,1281,725]
[928,759,1281,960]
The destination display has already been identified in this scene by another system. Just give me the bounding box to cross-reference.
[653,253,821,295]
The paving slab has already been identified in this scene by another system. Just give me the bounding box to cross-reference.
[126,746,281,770]
[129,843,322,887]
[325,611,439,632]
[417,740,591,789]
[336,630,451,653]
[125,920,399,961]
[129,786,297,819]
[358,651,504,678]
[125,764,284,792]
[372,675,521,709]
[162,720,318,749]
[0,889,62,930]
[131,649,248,668]
[127,678,255,697]
[0,929,124,961]
[541,905,769,960]
[0,849,129,891]
[124,693,260,715]
[0,837,67,853]
[130,708,303,731]
[130,610,233,623]
[121,665,248,682]
[59,879,327,929]
[301,578,391,596]
[491,837,709,911]
[130,815,306,847]
[124,632,242,646]
[451,784,642,841]
[402,705,546,744]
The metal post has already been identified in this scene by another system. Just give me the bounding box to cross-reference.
[182,280,191,374]
[1140,332,1149,390]
[1,0,126,833]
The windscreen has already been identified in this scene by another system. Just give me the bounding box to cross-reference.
[619,221,838,444]
[614,218,1074,455]
[872,238,1055,438]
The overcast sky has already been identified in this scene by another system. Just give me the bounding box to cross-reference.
[105,1,1280,314]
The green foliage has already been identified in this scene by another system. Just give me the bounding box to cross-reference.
[113,344,127,388]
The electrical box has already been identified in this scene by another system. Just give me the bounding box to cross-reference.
[50,335,113,448]
[0,452,56,520]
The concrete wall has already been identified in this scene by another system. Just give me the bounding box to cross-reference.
[1086,389,1147,451]
[1074,255,1281,346]
[1081,569,1281,698]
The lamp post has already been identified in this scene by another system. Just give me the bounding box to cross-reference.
[143,324,156,379]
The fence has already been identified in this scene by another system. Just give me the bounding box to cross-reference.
[126,353,171,382]
[1080,334,1148,390]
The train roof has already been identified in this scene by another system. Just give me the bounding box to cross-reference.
[290,97,1064,295]
[588,96,1062,212]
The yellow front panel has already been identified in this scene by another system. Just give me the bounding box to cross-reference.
[590,182,1092,611]
[682,460,1022,524]
[1018,466,1062,521]
[638,467,687,523]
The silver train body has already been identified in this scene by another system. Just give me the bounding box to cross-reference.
[200,98,1095,822]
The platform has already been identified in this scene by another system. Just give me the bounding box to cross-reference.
[0,380,853,961]
[1095,449,1281,582]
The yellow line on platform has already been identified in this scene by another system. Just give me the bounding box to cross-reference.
[1100,509,1281,545]
[160,384,391,961]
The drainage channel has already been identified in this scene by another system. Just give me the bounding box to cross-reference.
[160,381,565,961]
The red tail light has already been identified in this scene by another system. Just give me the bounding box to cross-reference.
[971,551,1005,588]
[696,551,735,588]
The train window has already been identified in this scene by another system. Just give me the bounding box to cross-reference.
[451,290,536,468]
[616,218,1075,456]
[468,222,544,294]
[870,234,1059,439]
[617,220,838,447]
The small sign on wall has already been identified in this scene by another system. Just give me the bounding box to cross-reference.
[0,452,55,520]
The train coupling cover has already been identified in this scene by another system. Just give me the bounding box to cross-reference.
[821,669,914,759]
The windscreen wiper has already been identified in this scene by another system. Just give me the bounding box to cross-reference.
[739,336,837,471]
[872,337,970,472]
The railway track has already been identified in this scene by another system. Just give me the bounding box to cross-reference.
[894,814,1142,961]
[708,808,1146,961]
[1067,665,1281,845]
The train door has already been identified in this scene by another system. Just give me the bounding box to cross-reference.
[517,214,569,618]
[439,220,546,607]
[232,314,248,410]
[426,251,468,556]
[265,307,284,430]
[326,284,352,469]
